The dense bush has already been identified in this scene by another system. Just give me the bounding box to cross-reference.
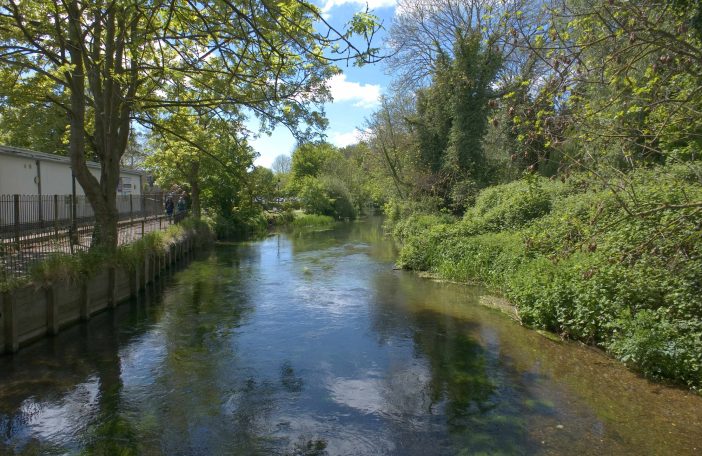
[208,210,267,240]
[392,165,702,389]
[298,175,356,220]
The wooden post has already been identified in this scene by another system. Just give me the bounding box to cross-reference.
[2,291,18,353]
[129,266,138,298]
[141,219,145,238]
[79,282,90,321]
[46,286,59,335]
[144,255,151,285]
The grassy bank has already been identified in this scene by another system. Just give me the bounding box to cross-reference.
[391,164,702,390]
[290,212,336,228]
[1,218,213,291]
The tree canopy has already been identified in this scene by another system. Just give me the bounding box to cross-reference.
[0,0,380,250]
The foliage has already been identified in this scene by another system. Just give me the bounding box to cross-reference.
[290,142,341,183]
[298,176,333,216]
[206,210,267,241]
[265,209,295,226]
[286,140,381,219]
[145,111,255,220]
[393,165,702,389]
[290,213,336,228]
[0,0,380,251]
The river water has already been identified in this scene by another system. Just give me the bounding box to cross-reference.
[0,219,701,455]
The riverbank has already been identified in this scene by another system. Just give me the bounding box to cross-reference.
[389,164,702,390]
[0,218,211,354]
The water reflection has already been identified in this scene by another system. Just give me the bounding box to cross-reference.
[0,218,700,455]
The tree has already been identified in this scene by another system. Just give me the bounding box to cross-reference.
[145,110,253,220]
[0,0,380,252]
[290,142,340,182]
[272,154,292,174]
[247,166,277,208]
[365,93,417,200]
[387,0,539,90]
[522,0,702,167]
[0,70,69,154]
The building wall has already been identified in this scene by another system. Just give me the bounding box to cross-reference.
[0,154,40,195]
[0,152,143,197]
[40,160,75,195]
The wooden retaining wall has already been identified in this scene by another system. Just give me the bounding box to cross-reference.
[0,236,195,355]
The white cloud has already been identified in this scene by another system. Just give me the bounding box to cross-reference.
[329,128,366,147]
[327,74,381,109]
[321,0,397,13]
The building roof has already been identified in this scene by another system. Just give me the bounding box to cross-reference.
[0,144,145,176]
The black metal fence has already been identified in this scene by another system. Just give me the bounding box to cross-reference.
[0,191,181,279]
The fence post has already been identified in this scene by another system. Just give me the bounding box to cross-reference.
[53,194,59,238]
[129,194,134,222]
[13,194,20,248]
[142,193,147,218]
[141,219,145,238]
[68,194,76,254]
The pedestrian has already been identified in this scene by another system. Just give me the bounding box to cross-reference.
[177,195,187,214]
[165,195,174,220]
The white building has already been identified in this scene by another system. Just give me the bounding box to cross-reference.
[0,144,144,196]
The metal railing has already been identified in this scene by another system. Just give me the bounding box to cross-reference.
[0,191,182,279]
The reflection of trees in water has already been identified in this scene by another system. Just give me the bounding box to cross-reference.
[286,217,396,262]
[412,311,496,420]
[0,295,166,455]
[286,436,328,456]
[368,272,542,454]
[142,256,263,454]
[280,361,304,393]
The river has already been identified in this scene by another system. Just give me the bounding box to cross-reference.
[0,218,700,455]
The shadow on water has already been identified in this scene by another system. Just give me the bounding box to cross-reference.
[0,280,168,455]
[0,218,700,455]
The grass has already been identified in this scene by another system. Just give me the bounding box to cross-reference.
[290,211,336,228]
[4,217,213,290]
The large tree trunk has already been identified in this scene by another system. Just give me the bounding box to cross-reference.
[66,0,112,252]
[66,2,136,254]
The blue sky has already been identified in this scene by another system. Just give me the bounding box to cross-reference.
[251,0,398,168]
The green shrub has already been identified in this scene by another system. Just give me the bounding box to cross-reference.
[298,175,357,219]
[209,210,267,240]
[265,209,295,226]
[608,310,702,387]
[30,249,109,285]
[464,176,563,232]
[394,165,702,389]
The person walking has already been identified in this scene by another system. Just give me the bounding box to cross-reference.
[165,195,174,221]
[177,195,186,214]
